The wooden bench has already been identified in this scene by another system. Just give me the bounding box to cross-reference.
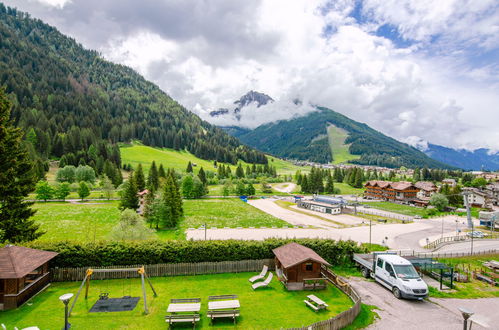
[208,295,237,301]
[207,309,240,324]
[304,300,319,312]
[170,298,201,303]
[165,314,200,328]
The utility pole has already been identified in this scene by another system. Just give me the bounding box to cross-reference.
[369,217,372,246]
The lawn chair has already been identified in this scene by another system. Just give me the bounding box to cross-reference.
[252,272,273,290]
[249,265,268,283]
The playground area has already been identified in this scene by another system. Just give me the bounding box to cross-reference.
[0,272,354,329]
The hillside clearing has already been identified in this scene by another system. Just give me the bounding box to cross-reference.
[327,124,360,164]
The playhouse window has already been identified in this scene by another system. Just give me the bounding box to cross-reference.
[305,263,313,271]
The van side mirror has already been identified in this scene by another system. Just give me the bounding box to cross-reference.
[389,271,395,278]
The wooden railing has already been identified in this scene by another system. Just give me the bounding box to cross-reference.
[51,259,275,282]
[4,272,50,309]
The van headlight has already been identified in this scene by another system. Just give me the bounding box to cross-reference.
[402,285,411,291]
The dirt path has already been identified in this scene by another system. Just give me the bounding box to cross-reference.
[349,277,495,329]
[248,199,337,228]
[272,182,297,194]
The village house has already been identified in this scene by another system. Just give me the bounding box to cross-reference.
[415,181,437,199]
[364,180,419,203]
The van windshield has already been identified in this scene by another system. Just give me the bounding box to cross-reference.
[393,265,419,279]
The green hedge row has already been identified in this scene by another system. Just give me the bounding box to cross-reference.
[26,239,369,268]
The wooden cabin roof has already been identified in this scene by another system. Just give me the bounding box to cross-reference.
[0,245,58,279]
[273,243,330,269]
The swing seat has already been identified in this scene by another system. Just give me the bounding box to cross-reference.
[99,293,109,300]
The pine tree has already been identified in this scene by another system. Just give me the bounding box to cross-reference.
[134,164,146,191]
[246,183,256,196]
[236,163,245,178]
[353,169,363,188]
[197,167,207,185]
[158,164,166,178]
[186,161,193,173]
[120,173,139,210]
[325,173,335,194]
[0,89,41,242]
[147,161,159,191]
[162,172,183,227]
[301,175,309,193]
[413,168,421,182]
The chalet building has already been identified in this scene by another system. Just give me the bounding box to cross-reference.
[364,180,419,203]
[484,183,499,206]
[442,178,457,187]
[273,243,330,291]
[463,188,493,208]
[415,181,437,199]
[297,200,341,215]
[0,245,57,310]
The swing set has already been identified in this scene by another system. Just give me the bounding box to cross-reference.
[69,266,158,316]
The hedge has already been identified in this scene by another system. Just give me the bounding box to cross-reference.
[25,239,369,268]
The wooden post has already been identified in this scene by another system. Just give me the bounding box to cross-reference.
[138,267,148,314]
[69,269,92,317]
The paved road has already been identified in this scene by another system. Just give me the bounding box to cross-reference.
[350,277,496,329]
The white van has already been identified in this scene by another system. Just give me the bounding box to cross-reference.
[374,254,428,299]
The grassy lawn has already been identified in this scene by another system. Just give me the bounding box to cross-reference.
[207,184,291,196]
[335,182,364,195]
[32,202,121,242]
[327,125,360,165]
[120,143,306,176]
[181,199,288,228]
[0,272,356,329]
[362,201,429,217]
[28,190,116,200]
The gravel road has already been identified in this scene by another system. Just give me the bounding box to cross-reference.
[350,277,496,329]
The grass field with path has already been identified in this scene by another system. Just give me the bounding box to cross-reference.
[335,182,364,195]
[30,199,289,242]
[0,272,359,329]
[327,125,360,164]
[362,201,429,217]
[181,199,289,228]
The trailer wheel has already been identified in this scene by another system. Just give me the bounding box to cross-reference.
[392,287,402,299]
[361,267,370,278]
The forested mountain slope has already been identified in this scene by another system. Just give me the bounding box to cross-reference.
[232,107,452,169]
[0,4,267,178]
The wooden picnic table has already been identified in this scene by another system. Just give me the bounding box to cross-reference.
[208,299,240,310]
[167,302,201,313]
[305,295,328,311]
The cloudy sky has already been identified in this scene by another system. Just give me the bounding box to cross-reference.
[5,0,499,151]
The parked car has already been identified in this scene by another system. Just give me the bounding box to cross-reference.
[467,231,485,238]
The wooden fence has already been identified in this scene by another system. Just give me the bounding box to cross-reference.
[287,266,362,330]
[50,259,275,282]
[397,249,498,259]
[425,234,499,250]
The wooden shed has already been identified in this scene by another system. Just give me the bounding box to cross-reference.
[273,243,330,291]
[0,245,57,310]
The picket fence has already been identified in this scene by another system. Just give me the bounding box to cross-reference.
[51,259,275,282]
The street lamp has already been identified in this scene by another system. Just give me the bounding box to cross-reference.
[458,307,474,330]
[59,293,73,330]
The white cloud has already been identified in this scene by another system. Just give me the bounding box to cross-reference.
[4,0,499,151]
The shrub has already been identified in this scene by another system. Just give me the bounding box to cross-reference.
[26,239,368,268]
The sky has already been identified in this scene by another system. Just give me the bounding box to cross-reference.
[5,0,499,151]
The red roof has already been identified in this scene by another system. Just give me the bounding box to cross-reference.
[273,243,330,269]
[0,245,58,279]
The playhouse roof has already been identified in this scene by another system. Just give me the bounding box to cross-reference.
[0,245,58,279]
[273,242,330,269]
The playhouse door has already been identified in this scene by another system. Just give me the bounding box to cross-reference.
[288,270,297,282]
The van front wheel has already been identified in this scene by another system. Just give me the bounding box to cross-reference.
[392,287,402,299]
[361,267,370,278]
